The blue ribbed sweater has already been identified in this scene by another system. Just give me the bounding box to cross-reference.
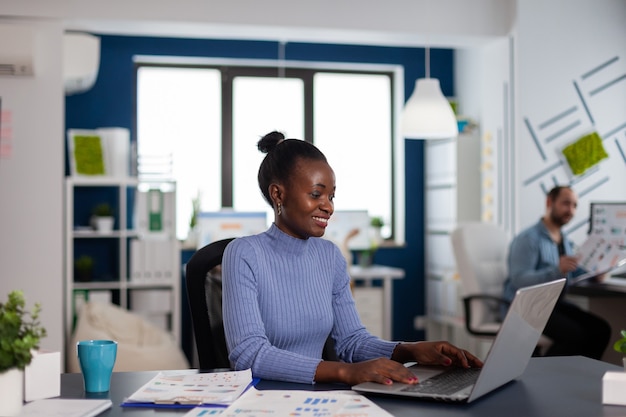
[222,223,397,384]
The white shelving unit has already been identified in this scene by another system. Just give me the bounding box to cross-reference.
[350,265,405,340]
[64,177,181,350]
[424,131,489,356]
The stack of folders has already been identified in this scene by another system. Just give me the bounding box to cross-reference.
[129,238,174,284]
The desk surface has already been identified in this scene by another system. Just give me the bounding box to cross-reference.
[60,357,625,417]
[567,279,626,365]
[349,264,405,279]
[569,278,626,297]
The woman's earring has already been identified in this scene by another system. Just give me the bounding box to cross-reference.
[277,203,282,216]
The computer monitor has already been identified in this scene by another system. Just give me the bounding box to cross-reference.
[324,210,373,251]
[587,202,626,280]
[588,202,626,237]
[196,210,267,249]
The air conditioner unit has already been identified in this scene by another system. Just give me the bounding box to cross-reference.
[0,59,33,76]
[63,33,100,95]
[0,24,34,76]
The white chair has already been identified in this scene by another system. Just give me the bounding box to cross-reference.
[451,222,552,353]
[451,221,511,337]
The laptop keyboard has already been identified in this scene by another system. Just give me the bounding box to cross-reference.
[400,368,481,395]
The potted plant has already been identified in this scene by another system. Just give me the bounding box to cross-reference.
[613,329,626,371]
[183,192,201,249]
[90,203,115,233]
[0,290,47,415]
[369,216,384,248]
[356,217,385,268]
[74,255,95,282]
[370,216,384,229]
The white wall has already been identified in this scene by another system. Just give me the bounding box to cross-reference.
[514,0,626,243]
[0,21,65,355]
[455,37,513,231]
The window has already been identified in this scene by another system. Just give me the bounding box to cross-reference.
[136,58,403,243]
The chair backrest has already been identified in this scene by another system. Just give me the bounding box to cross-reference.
[185,237,235,370]
[451,222,510,330]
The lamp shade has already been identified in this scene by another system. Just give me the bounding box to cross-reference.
[401,78,458,139]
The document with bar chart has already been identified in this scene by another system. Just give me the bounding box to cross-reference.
[221,388,393,417]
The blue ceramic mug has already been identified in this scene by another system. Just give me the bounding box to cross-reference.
[76,340,118,392]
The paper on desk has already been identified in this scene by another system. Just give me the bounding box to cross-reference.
[18,399,112,417]
[220,388,393,417]
[182,406,225,416]
[573,235,626,284]
[123,369,253,406]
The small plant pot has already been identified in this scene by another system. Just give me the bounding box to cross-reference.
[92,216,114,233]
[357,251,374,267]
[0,368,24,416]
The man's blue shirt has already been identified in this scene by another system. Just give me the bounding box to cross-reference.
[503,219,584,302]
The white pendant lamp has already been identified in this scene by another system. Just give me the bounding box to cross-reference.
[402,47,458,140]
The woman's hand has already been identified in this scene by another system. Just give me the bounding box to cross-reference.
[392,341,484,369]
[314,342,483,386]
[315,358,418,386]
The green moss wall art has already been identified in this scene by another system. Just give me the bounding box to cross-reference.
[68,129,107,176]
[562,131,608,176]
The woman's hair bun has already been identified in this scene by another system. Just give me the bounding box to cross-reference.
[257,131,285,154]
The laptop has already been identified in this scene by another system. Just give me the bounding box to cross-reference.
[352,278,566,403]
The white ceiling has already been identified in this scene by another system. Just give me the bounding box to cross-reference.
[2,0,515,48]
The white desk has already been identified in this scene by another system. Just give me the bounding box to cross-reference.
[349,264,405,340]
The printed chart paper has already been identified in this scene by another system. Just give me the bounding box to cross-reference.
[124,369,253,406]
[573,235,626,283]
[220,388,393,417]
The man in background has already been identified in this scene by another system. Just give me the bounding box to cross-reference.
[502,185,610,359]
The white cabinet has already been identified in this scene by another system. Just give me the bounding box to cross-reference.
[424,132,482,350]
[64,177,181,349]
[350,265,404,340]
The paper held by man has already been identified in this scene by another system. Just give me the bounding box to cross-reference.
[572,234,626,284]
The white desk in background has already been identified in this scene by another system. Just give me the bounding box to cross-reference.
[349,264,405,340]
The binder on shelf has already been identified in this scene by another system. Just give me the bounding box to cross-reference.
[129,238,174,284]
[88,290,112,305]
[130,289,172,331]
[72,290,89,329]
[134,184,175,238]
[129,238,143,283]
[148,189,163,232]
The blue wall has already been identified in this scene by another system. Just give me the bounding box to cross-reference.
[65,35,454,342]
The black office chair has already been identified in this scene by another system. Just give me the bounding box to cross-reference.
[186,237,339,370]
[185,237,235,370]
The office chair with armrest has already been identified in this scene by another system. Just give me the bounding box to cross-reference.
[451,222,511,337]
[185,237,235,370]
[451,222,552,354]
[186,237,339,370]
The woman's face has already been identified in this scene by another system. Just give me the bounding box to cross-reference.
[274,158,335,239]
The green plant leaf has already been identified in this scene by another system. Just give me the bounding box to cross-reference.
[613,330,626,354]
[0,290,47,372]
